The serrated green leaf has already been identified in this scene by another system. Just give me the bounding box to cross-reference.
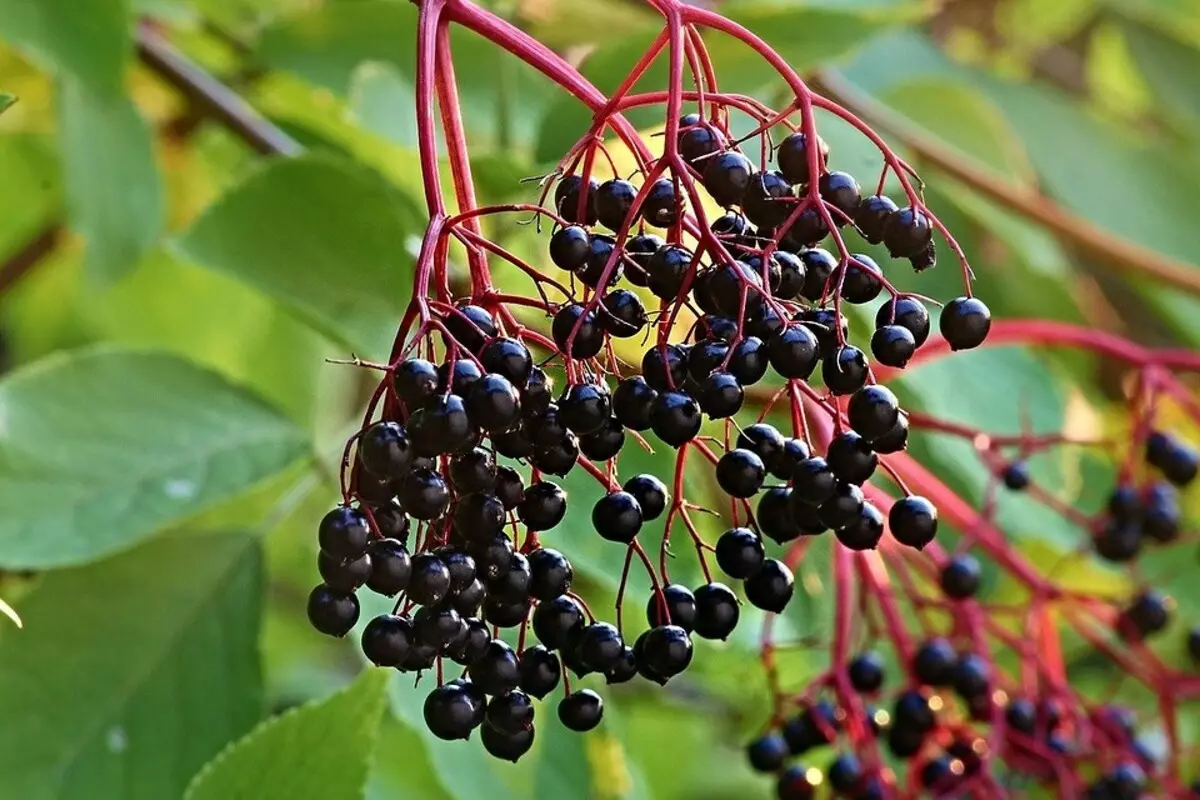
[59,76,164,284]
[186,669,388,800]
[174,153,419,360]
[0,0,129,99]
[0,347,309,568]
[0,532,263,800]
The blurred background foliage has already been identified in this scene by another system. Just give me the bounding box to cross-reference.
[0,0,1198,797]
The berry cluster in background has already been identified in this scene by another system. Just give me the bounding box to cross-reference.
[304,0,1200,796]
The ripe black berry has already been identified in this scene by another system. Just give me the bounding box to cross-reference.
[826,431,878,485]
[444,305,498,354]
[318,506,371,560]
[423,683,481,741]
[469,532,514,583]
[1002,461,1029,490]
[854,194,898,243]
[647,584,697,631]
[613,376,657,431]
[532,595,584,650]
[822,346,869,395]
[318,550,371,592]
[436,359,483,398]
[519,645,562,699]
[848,651,885,693]
[913,637,957,687]
[818,171,861,221]
[848,385,900,442]
[576,622,624,672]
[414,605,465,649]
[481,722,535,762]
[697,371,744,419]
[592,491,643,543]
[366,538,411,595]
[450,447,496,495]
[487,551,532,602]
[728,336,769,384]
[580,418,626,462]
[870,325,916,368]
[716,448,766,498]
[827,753,864,794]
[407,553,452,606]
[798,248,837,302]
[437,547,477,594]
[400,467,451,520]
[736,423,785,471]
[552,303,604,360]
[747,733,789,772]
[840,255,883,304]
[1095,521,1142,562]
[518,481,567,531]
[446,617,490,665]
[716,527,765,579]
[817,481,864,530]
[776,132,828,185]
[606,647,638,685]
[758,487,801,544]
[940,554,982,599]
[650,391,702,446]
[939,297,991,351]
[454,492,506,536]
[776,765,820,800]
[1188,626,1200,662]
[641,624,694,676]
[678,117,723,166]
[693,582,740,640]
[481,337,533,385]
[494,466,525,510]
[769,324,820,379]
[1122,590,1172,639]
[792,457,837,506]
[594,178,638,231]
[871,416,909,454]
[1146,431,1199,486]
[549,225,591,271]
[623,474,668,521]
[889,495,938,549]
[522,366,553,418]
[883,206,933,258]
[781,701,840,754]
[641,344,688,391]
[359,421,413,480]
[393,358,439,408]
[307,584,360,637]
[559,689,604,732]
[468,639,522,695]
[744,558,794,612]
[527,548,573,601]
[876,295,931,346]
[555,174,597,225]
[742,169,793,228]
[952,652,991,699]
[600,289,647,338]
[646,244,692,300]
[486,690,534,736]
[640,177,680,227]
[559,382,611,436]
[703,151,755,207]
[835,502,884,550]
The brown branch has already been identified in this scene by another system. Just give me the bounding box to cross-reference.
[0,225,62,293]
[815,69,1200,296]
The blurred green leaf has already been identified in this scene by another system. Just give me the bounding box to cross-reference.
[58,77,164,284]
[174,153,420,360]
[534,712,591,800]
[0,93,12,113]
[0,0,129,99]
[0,532,263,799]
[186,669,388,800]
[0,347,308,568]
[1116,16,1200,133]
[348,61,418,149]
[366,717,454,800]
[0,133,61,258]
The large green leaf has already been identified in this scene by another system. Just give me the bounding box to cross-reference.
[0,532,263,800]
[0,347,308,568]
[1117,16,1200,133]
[58,77,164,284]
[0,0,129,99]
[186,669,388,800]
[0,133,62,259]
[174,154,419,360]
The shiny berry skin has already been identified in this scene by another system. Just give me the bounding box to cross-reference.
[453,493,506,538]
[641,344,689,391]
[693,582,740,640]
[775,765,820,800]
[792,457,837,506]
[576,622,624,672]
[493,465,524,510]
[641,624,694,676]
[1146,431,1199,486]
[469,532,514,584]
[446,617,490,665]
[531,434,580,477]
[318,506,371,559]
[307,584,360,637]
[450,448,496,495]
[481,337,533,385]
[559,689,604,732]
[518,645,561,699]
[952,652,991,699]
[939,296,992,351]
[817,481,864,530]
[826,431,878,485]
[940,554,982,599]
[747,733,789,772]
[413,604,465,649]
[606,647,638,685]
[400,467,451,520]
[835,502,885,550]
[435,359,483,398]
[797,248,836,302]
[531,595,584,650]
[736,423,785,471]
[486,690,534,736]
[366,538,411,595]
[593,178,638,231]
[444,304,498,354]
[650,391,702,447]
[481,721,535,762]
[893,688,936,732]
[827,753,864,794]
[758,487,801,544]
[728,336,769,385]
[817,171,860,220]
[1095,521,1142,562]
[888,495,938,549]
[822,345,869,395]
[407,553,452,606]
[646,244,692,300]
[716,527,766,579]
[580,234,622,288]
[468,639,521,695]
[746,303,784,341]
[423,683,481,741]
[623,474,668,521]
[771,251,807,301]
[318,550,371,593]
[559,383,611,436]
[883,206,933,258]
[600,289,647,338]
[527,548,573,600]
[678,117,723,166]
[781,701,840,754]
[521,367,553,418]
[848,386,900,442]
[870,325,916,368]
[613,376,657,431]
[742,169,793,228]
[437,548,477,594]
[876,295,930,346]
[1142,482,1179,542]
[796,307,847,359]
[697,371,744,419]
[919,757,958,793]
[768,324,820,379]
[716,448,766,498]
[840,255,883,304]
[913,637,957,687]
[518,481,567,531]
[854,194,898,243]
[592,490,644,544]
[703,150,755,207]
[549,224,590,271]
[555,174,597,225]
[408,394,473,456]
[552,303,604,360]
[1002,461,1029,490]
[744,558,795,612]
[639,177,680,227]
[393,358,440,408]
[624,233,664,285]
[687,338,729,381]
[848,651,885,693]
[359,421,413,480]
[776,132,828,185]
[371,504,409,540]
[646,584,697,631]
[487,550,533,601]
[1122,590,1172,639]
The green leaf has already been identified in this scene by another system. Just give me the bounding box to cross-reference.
[174,153,419,360]
[185,669,389,800]
[0,0,129,99]
[534,713,591,800]
[0,94,13,114]
[0,347,308,568]
[366,717,453,800]
[0,532,263,800]
[1117,17,1200,132]
[58,77,164,284]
